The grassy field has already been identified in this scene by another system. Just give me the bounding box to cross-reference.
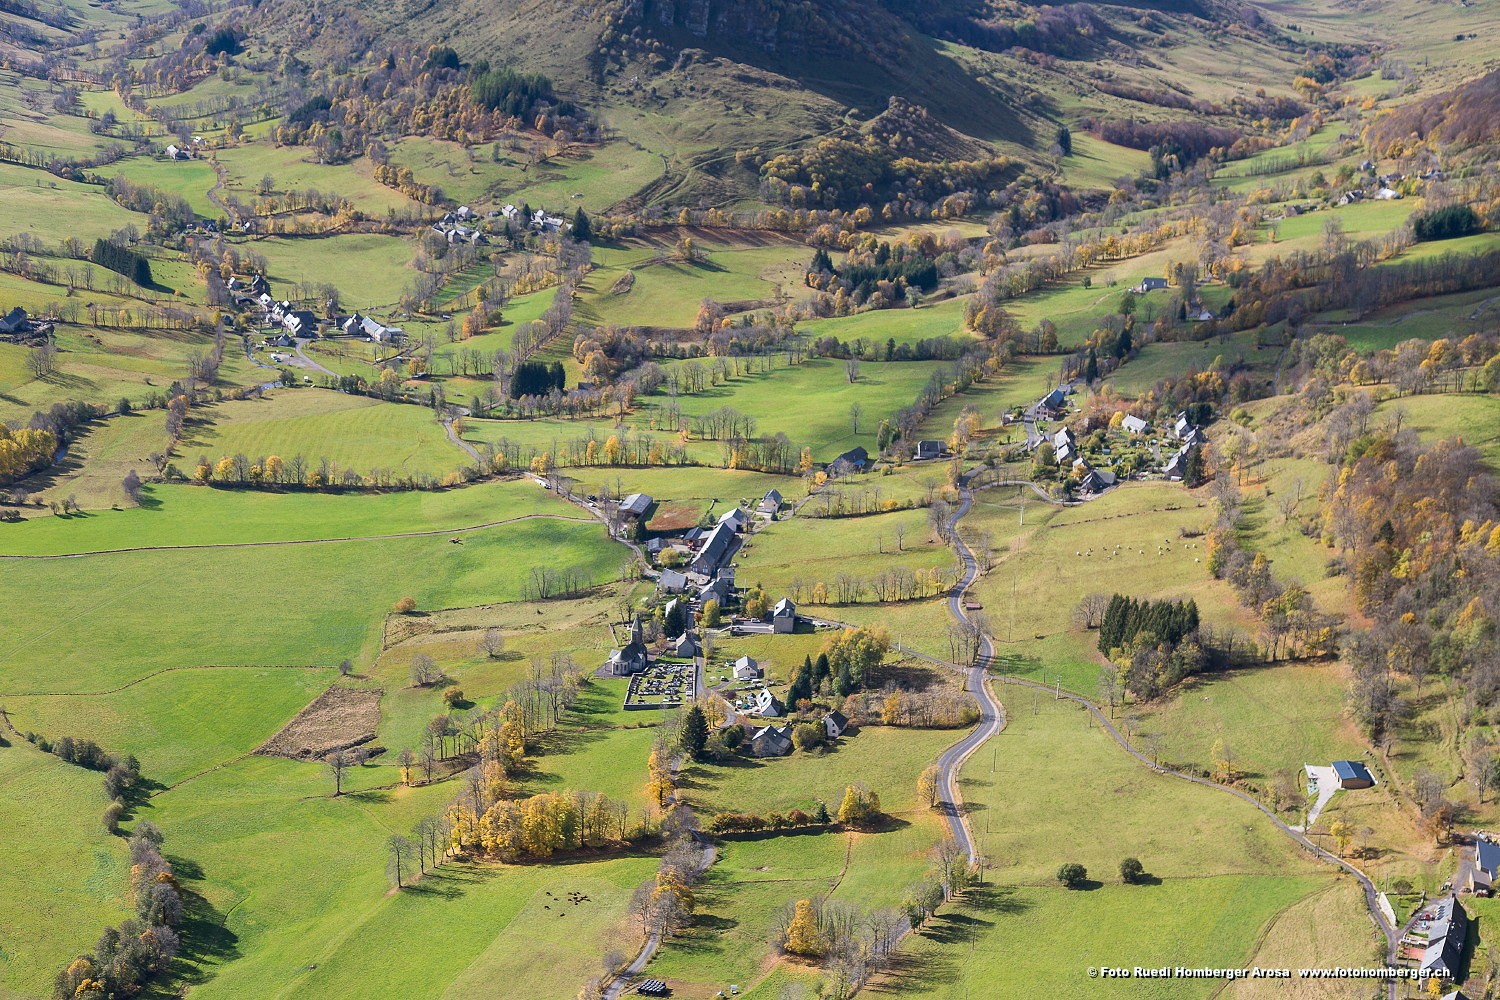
[387,136,664,211]
[577,237,805,329]
[179,390,468,479]
[0,513,623,693]
[0,740,133,1000]
[0,477,565,554]
[215,144,418,215]
[734,506,956,602]
[239,233,416,310]
[872,694,1353,998]
[0,161,150,243]
[797,296,977,348]
[1315,287,1498,353]
[95,154,221,217]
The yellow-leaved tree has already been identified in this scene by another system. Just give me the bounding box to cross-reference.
[783,898,825,957]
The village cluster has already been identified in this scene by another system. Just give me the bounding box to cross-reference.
[600,484,850,759]
[1026,379,1206,494]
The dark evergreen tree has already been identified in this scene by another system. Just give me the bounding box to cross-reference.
[571,207,592,242]
[680,705,709,760]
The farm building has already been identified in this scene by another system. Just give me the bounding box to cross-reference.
[619,493,653,519]
[691,522,740,575]
[0,306,28,335]
[1331,760,1375,789]
[758,489,784,516]
[827,446,869,477]
[658,569,689,594]
[1134,276,1168,294]
[1053,427,1076,465]
[1040,387,1068,414]
[717,506,749,532]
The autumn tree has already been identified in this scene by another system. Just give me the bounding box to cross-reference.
[783,898,826,957]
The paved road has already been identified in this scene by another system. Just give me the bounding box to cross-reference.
[931,469,1007,862]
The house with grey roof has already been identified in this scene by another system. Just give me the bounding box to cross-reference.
[827,446,869,477]
[717,506,749,532]
[757,489,784,516]
[1415,895,1468,979]
[915,440,944,460]
[733,655,761,680]
[822,710,848,739]
[1121,414,1149,436]
[658,569,689,594]
[752,688,783,717]
[673,630,700,659]
[690,522,740,575]
[1472,837,1500,893]
[772,597,797,634]
[748,724,792,757]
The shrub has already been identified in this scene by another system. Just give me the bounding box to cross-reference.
[1120,857,1144,884]
[1057,862,1088,887]
[442,685,465,707]
[394,596,417,614]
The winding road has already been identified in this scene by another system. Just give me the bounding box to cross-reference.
[932,471,1400,993]
[932,469,1007,862]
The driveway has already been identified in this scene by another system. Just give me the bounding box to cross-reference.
[1299,765,1340,830]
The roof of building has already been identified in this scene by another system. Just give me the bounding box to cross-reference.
[1418,895,1468,975]
[1478,839,1500,875]
[1042,387,1067,409]
[658,569,688,592]
[762,488,784,505]
[1122,415,1149,434]
[772,597,795,617]
[718,506,748,527]
[735,655,758,671]
[1331,760,1373,784]
[693,522,739,572]
[823,709,848,736]
[620,493,653,517]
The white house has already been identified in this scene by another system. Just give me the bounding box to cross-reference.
[733,656,761,681]
[1121,415,1149,436]
[757,490,783,516]
[752,688,782,717]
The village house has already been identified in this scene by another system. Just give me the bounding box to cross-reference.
[606,616,651,676]
[826,446,869,477]
[1134,276,1168,294]
[748,724,792,757]
[697,566,736,607]
[0,306,29,336]
[915,439,945,461]
[164,143,191,160]
[757,489,784,516]
[1052,427,1077,465]
[673,630,700,659]
[1173,410,1196,440]
[281,310,318,338]
[772,597,797,634]
[733,655,762,681]
[822,710,848,739]
[1121,414,1149,436]
[752,688,783,717]
[1411,895,1467,979]
[658,569,689,594]
[717,506,749,533]
[690,521,740,576]
[1471,837,1500,894]
[1163,441,1197,481]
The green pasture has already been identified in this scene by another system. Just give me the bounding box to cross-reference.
[0,160,150,243]
[0,515,624,692]
[577,242,802,329]
[1315,286,1498,352]
[2,667,333,786]
[96,155,220,217]
[0,741,132,1000]
[734,506,955,600]
[215,144,417,215]
[240,233,415,310]
[797,296,977,349]
[387,136,663,211]
[179,390,467,478]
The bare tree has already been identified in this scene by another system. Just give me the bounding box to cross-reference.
[844,357,860,383]
[478,628,506,659]
[387,834,411,888]
[849,401,864,434]
[325,750,350,796]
